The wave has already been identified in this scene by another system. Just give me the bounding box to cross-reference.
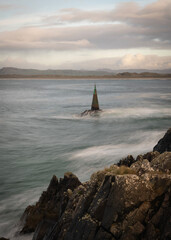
[101,107,171,119]
[68,130,164,181]
[0,187,43,240]
[47,107,171,121]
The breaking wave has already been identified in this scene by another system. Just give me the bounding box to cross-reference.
[68,130,164,181]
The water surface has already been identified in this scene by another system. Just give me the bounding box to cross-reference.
[0,79,171,239]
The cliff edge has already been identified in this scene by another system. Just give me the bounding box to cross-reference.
[18,129,171,240]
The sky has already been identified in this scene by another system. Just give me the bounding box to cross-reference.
[0,0,171,70]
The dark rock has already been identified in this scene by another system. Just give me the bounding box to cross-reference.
[142,151,160,162]
[32,220,56,240]
[117,155,135,167]
[0,238,10,240]
[19,129,171,240]
[94,228,116,240]
[81,109,102,117]
[153,128,171,153]
[20,172,81,234]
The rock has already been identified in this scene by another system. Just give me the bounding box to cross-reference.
[81,109,102,117]
[32,220,56,240]
[0,238,10,240]
[142,151,160,162]
[153,128,171,153]
[19,129,171,240]
[20,172,81,233]
[151,152,171,173]
[22,169,171,240]
[94,228,116,240]
[117,155,135,167]
[130,159,154,175]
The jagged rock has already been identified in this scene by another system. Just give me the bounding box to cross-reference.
[151,152,171,173]
[19,129,171,240]
[153,128,171,153]
[142,151,160,162]
[24,167,171,240]
[32,220,56,240]
[117,155,135,167]
[20,172,81,233]
[130,159,154,175]
[136,151,160,162]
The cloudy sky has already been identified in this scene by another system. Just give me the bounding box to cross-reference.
[0,0,171,70]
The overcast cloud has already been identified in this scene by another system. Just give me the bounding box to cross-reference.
[0,0,170,70]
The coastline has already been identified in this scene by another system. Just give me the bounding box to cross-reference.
[7,128,171,240]
[0,76,171,80]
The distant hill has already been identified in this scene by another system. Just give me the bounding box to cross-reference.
[0,67,171,78]
[0,67,114,77]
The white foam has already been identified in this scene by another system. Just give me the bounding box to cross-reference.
[49,107,171,121]
[68,130,165,181]
[0,187,43,239]
[101,107,171,119]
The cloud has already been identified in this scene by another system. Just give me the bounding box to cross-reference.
[57,54,171,70]
[0,19,170,52]
[42,0,171,46]
[0,4,14,10]
[0,27,93,50]
[0,0,167,51]
[0,0,170,69]
[1,54,170,70]
[44,0,171,27]
[0,56,49,69]
[120,54,171,69]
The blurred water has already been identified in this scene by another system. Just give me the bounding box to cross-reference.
[0,78,171,239]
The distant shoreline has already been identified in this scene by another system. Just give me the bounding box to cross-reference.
[0,75,171,79]
[0,67,171,79]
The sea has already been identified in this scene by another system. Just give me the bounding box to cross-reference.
[0,78,171,239]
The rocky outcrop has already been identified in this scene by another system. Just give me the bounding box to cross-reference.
[117,155,135,167]
[19,129,171,240]
[153,128,171,153]
[20,172,81,234]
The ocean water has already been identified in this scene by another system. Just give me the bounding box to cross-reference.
[0,79,171,239]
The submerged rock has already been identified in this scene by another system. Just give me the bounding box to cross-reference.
[81,109,102,117]
[19,129,171,240]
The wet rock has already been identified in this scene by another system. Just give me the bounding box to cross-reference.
[81,109,102,117]
[0,238,10,240]
[153,128,171,153]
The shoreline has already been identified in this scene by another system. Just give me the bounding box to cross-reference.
[0,76,171,80]
[10,128,171,240]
